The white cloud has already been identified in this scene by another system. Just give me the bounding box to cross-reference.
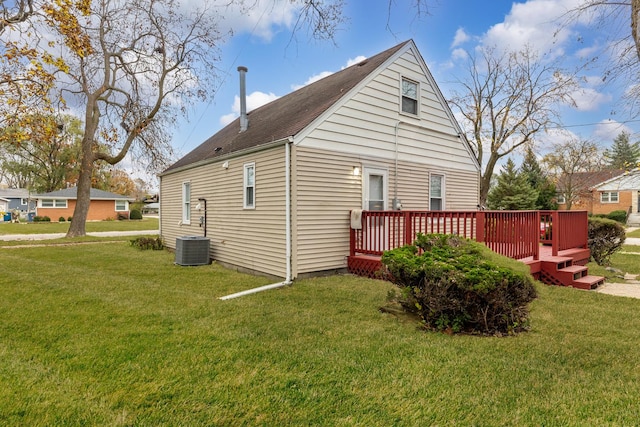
[571,87,612,112]
[451,28,470,48]
[481,0,585,56]
[182,0,300,42]
[451,48,468,61]
[593,119,633,143]
[219,90,280,126]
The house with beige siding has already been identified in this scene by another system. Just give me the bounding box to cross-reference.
[160,40,480,280]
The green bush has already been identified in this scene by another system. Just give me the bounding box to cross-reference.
[588,217,626,266]
[130,237,164,250]
[67,216,73,222]
[381,234,537,335]
[117,213,128,220]
[58,216,66,222]
[33,216,52,222]
[606,210,627,224]
[129,209,143,220]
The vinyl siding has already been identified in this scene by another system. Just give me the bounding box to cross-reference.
[160,145,287,278]
[297,46,478,174]
[293,146,479,275]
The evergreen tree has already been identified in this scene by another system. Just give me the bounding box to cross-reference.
[605,131,640,170]
[520,146,558,210]
[487,158,538,210]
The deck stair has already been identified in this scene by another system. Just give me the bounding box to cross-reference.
[539,256,605,290]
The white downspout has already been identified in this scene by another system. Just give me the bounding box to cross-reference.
[219,139,293,300]
[393,121,401,210]
[284,137,293,284]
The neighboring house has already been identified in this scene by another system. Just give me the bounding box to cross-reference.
[556,170,624,213]
[142,202,159,215]
[0,188,37,214]
[160,40,480,279]
[0,197,9,217]
[34,187,134,221]
[592,168,640,224]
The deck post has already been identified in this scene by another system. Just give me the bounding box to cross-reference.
[534,211,540,260]
[404,211,412,246]
[475,211,485,243]
[551,210,559,256]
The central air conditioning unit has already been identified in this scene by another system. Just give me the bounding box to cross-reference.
[175,236,210,266]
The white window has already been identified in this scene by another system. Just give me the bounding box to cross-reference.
[401,78,419,115]
[430,174,444,211]
[182,182,191,224]
[557,193,566,204]
[244,162,255,209]
[115,200,128,211]
[40,199,67,208]
[601,192,619,203]
[20,198,27,205]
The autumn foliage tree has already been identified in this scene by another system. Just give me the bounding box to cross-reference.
[0,0,90,145]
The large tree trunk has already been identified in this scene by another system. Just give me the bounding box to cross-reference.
[479,154,499,208]
[66,137,94,237]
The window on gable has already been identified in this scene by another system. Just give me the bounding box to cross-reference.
[430,174,444,211]
[182,182,191,224]
[556,193,566,204]
[115,200,128,211]
[600,192,619,203]
[244,163,255,209]
[401,78,418,115]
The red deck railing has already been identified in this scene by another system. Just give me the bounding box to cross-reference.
[350,210,589,261]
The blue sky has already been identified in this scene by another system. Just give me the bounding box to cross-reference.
[169,0,640,167]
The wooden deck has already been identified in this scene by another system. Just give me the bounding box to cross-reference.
[348,210,604,290]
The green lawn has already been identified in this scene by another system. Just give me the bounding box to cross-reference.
[2,243,640,425]
[0,217,158,235]
[627,228,640,238]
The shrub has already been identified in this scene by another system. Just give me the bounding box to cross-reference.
[129,209,143,220]
[33,215,52,222]
[588,217,626,266]
[58,216,66,222]
[130,237,164,250]
[606,210,627,224]
[67,216,73,222]
[117,213,129,220]
[381,234,537,335]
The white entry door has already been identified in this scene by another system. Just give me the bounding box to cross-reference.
[363,167,389,251]
[362,167,388,211]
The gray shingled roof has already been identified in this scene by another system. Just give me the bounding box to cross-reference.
[0,188,30,199]
[163,41,409,174]
[34,187,133,200]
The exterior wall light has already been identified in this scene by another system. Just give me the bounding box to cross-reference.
[353,166,361,176]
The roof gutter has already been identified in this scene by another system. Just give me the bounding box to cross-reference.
[159,138,290,177]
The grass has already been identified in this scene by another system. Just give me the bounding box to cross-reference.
[2,243,640,425]
[627,227,640,238]
[0,217,158,235]
[587,244,640,282]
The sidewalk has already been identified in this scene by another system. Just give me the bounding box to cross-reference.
[0,230,158,241]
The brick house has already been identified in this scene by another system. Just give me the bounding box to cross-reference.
[34,187,134,221]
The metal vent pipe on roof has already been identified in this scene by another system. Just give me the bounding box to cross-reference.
[238,66,249,132]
